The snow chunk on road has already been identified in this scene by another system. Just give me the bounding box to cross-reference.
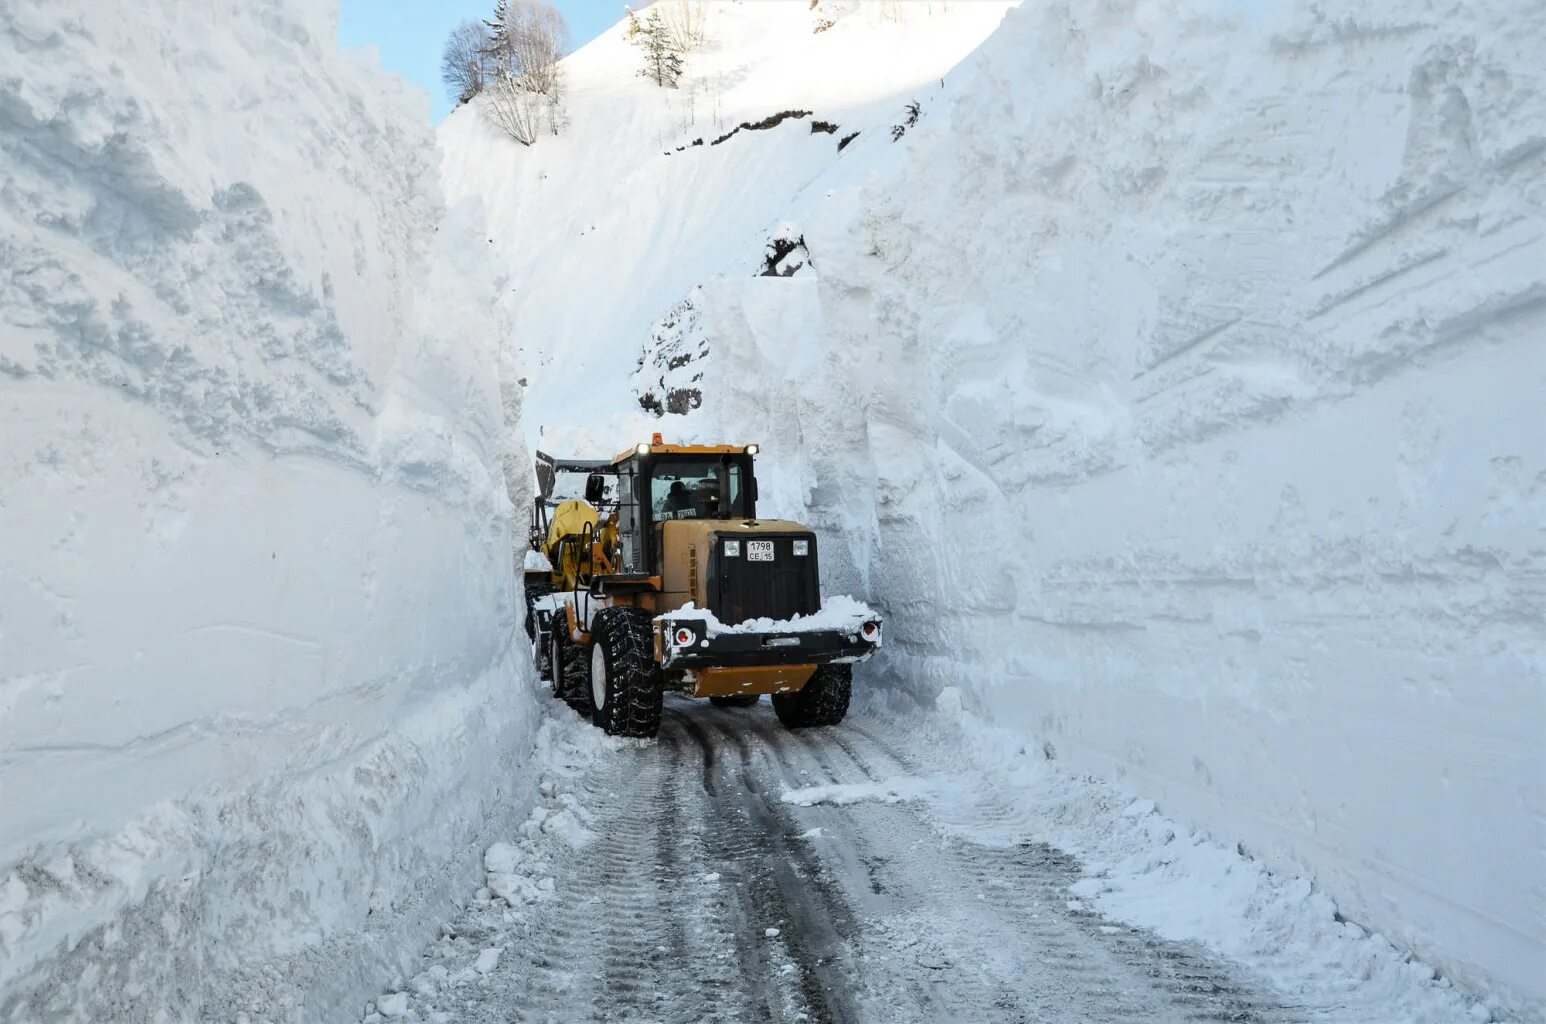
[484,840,556,905]
[484,843,523,875]
[781,778,937,807]
[530,805,593,846]
[473,947,503,974]
[376,992,409,1018]
[488,873,555,906]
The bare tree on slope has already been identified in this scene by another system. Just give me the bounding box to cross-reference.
[484,70,547,145]
[493,0,570,97]
[657,0,707,53]
[481,0,570,145]
[441,20,494,105]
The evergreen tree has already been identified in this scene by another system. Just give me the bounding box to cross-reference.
[484,0,513,72]
[632,8,684,88]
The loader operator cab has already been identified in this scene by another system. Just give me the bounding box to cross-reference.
[533,441,761,579]
[615,448,758,573]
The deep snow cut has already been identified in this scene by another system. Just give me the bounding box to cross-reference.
[442,0,1545,1016]
[0,1,537,1019]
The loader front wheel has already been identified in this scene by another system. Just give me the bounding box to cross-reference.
[772,664,851,729]
[589,607,662,738]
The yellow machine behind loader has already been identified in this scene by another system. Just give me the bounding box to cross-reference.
[524,436,882,738]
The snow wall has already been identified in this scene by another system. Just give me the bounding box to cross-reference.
[680,0,1544,1013]
[0,3,537,1020]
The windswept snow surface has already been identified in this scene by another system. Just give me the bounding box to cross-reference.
[442,0,1545,1016]
[0,2,537,1019]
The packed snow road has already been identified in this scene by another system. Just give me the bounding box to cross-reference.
[371,698,1312,1024]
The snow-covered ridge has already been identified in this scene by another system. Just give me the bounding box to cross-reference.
[0,2,535,1019]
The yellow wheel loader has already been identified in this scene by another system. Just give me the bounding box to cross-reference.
[524,435,882,738]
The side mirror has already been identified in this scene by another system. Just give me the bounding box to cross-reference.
[585,474,606,504]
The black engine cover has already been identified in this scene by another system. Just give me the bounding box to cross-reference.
[708,531,821,625]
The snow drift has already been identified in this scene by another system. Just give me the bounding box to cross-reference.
[443,0,1544,1015]
[0,2,536,1019]
[788,3,1546,1012]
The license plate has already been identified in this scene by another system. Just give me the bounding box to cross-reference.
[747,540,775,561]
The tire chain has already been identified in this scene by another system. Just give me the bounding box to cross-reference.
[592,606,664,738]
[551,624,593,715]
[772,663,852,728]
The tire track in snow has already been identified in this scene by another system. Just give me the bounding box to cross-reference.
[673,704,864,1023]
[370,701,1304,1024]
[714,708,1296,1024]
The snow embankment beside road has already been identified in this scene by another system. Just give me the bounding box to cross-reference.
[712,1,1543,1013]
[0,2,536,1019]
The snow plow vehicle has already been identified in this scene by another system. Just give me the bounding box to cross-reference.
[524,436,881,738]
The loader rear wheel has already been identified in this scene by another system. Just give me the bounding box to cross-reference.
[524,577,555,642]
[709,695,760,708]
[549,622,592,716]
[588,607,662,738]
[772,664,851,729]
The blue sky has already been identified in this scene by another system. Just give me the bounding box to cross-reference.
[338,1,622,121]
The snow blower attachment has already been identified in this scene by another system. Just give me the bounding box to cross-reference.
[524,436,881,737]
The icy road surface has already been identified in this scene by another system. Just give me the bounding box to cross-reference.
[362,696,1410,1024]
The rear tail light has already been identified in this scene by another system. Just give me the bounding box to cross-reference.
[675,627,694,646]
[861,621,880,641]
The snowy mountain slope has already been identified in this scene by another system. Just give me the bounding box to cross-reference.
[0,2,538,1020]
[442,0,1545,1016]
[438,0,1017,455]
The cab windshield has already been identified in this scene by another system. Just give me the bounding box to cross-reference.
[650,459,747,520]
